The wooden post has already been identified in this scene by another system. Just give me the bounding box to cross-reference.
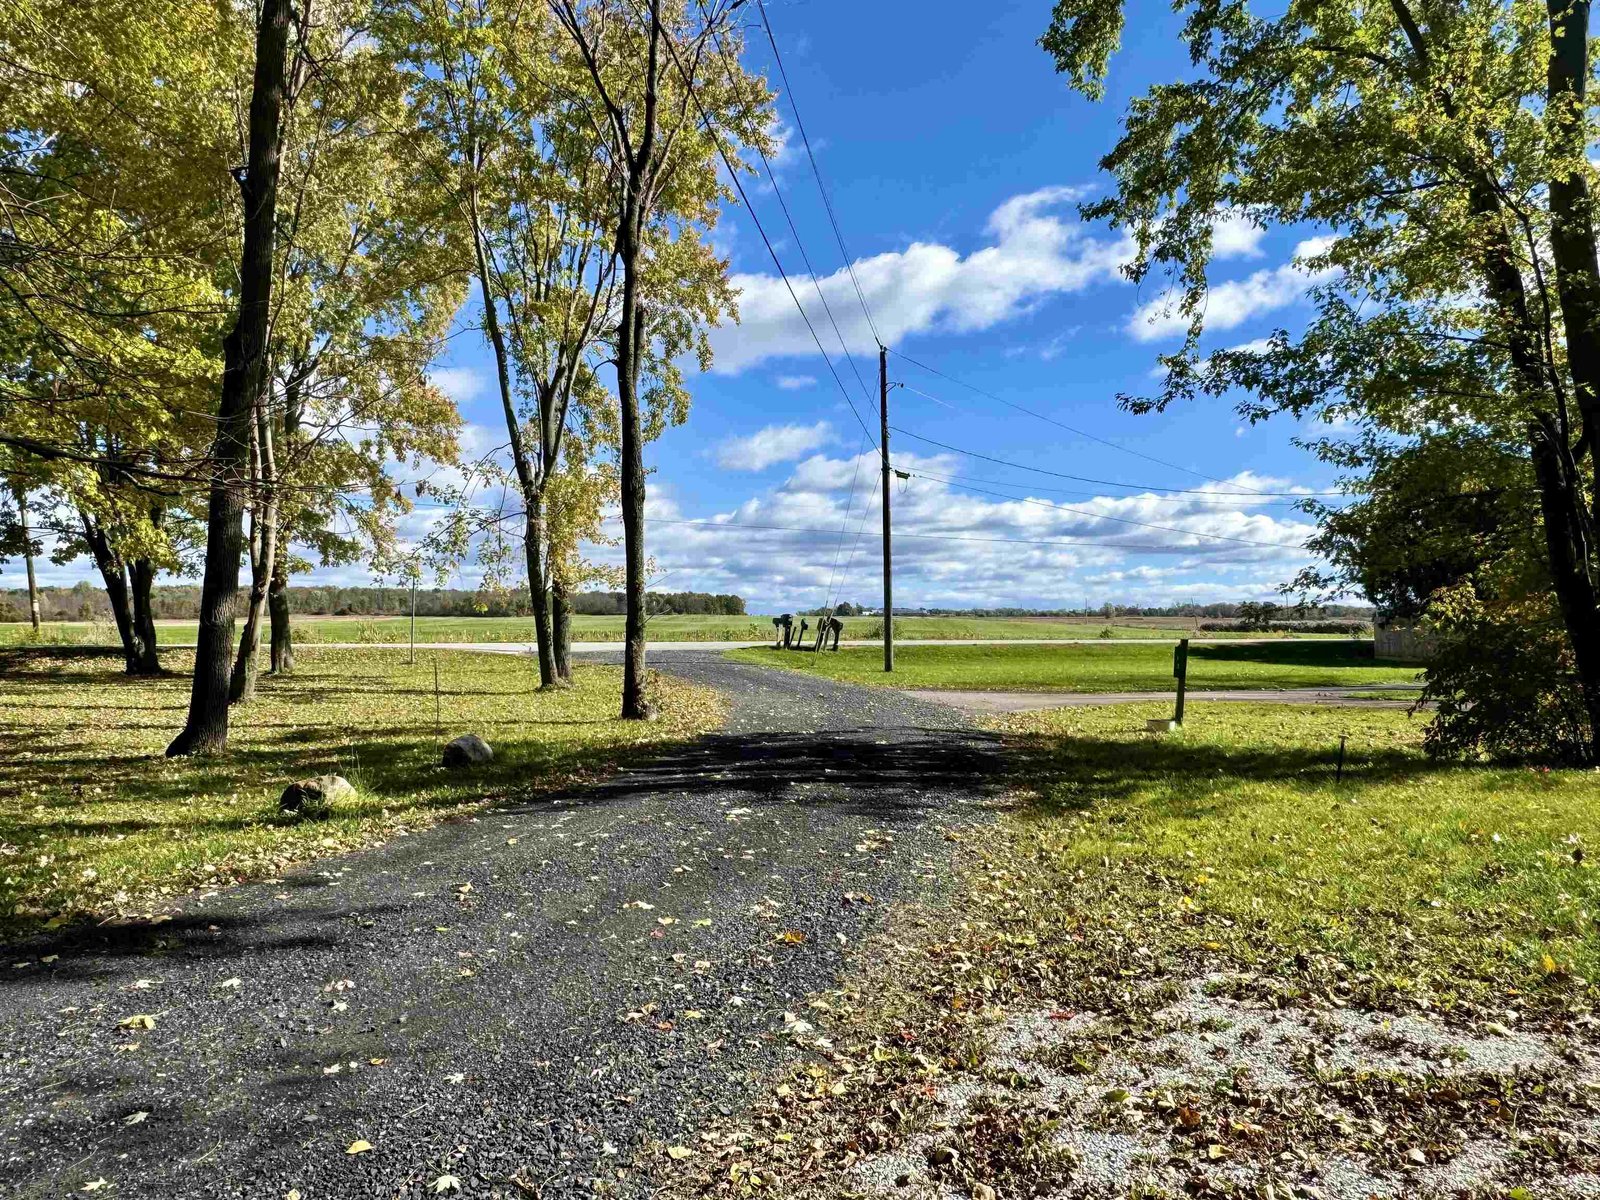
[1173,637,1189,725]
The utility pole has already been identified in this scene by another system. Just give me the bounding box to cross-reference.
[879,346,893,673]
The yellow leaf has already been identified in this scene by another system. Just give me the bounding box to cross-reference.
[347,1139,374,1155]
[777,930,806,945]
[666,1145,695,1160]
[1541,953,1559,975]
[118,1014,156,1030]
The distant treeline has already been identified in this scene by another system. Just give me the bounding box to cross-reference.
[902,602,1375,619]
[0,583,745,622]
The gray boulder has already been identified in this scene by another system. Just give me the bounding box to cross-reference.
[279,774,354,821]
[442,734,494,769]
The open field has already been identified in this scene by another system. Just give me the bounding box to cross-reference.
[0,613,1359,647]
[0,648,720,935]
[726,639,1420,692]
[671,701,1600,1200]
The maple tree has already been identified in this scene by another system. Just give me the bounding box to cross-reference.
[1044,0,1600,760]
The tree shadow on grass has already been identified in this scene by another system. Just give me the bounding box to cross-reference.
[1002,725,1451,822]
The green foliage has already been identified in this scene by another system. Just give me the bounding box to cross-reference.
[1040,0,1600,761]
[1420,584,1594,764]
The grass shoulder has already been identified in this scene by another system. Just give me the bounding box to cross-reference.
[0,647,722,938]
[726,640,1420,692]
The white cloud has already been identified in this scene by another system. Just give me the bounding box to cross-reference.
[1209,207,1267,259]
[715,421,836,471]
[587,449,1324,612]
[711,186,1135,372]
[1127,237,1338,343]
[429,366,489,405]
[775,374,817,390]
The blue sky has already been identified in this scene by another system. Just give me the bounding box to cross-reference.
[468,0,1343,614]
[32,3,1352,613]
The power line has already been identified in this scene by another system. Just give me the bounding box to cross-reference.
[911,465,1324,509]
[756,0,882,348]
[660,18,876,445]
[706,18,876,411]
[893,348,1287,495]
[898,469,1310,549]
[889,425,1352,498]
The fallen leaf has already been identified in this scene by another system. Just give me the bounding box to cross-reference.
[431,1175,462,1194]
[666,1145,695,1160]
[123,1111,149,1126]
[82,1181,109,1193]
[346,1139,373,1155]
[118,1014,156,1030]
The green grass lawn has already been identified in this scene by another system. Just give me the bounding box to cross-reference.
[0,647,721,935]
[727,639,1418,692]
[995,701,1600,996]
[0,613,1353,647]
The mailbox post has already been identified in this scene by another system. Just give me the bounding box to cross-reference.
[1173,637,1189,725]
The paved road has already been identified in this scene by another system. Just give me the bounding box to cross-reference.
[0,659,1003,1200]
[312,635,1347,653]
[131,636,1354,655]
[908,683,1425,714]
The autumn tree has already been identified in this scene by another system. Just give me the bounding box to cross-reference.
[228,7,462,700]
[1044,0,1600,761]
[548,0,762,717]
[167,0,299,755]
[0,0,245,673]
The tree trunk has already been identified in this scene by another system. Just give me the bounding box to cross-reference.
[79,511,158,674]
[128,558,162,674]
[552,573,572,682]
[1546,0,1600,514]
[1531,415,1600,758]
[615,233,650,719]
[14,484,41,633]
[268,537,293,674]
[231,407,278,703]
[524,498,557,687]
[467,171,558,689]
[168,0,292,756]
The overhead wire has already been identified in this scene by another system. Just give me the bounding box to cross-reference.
[756,0,882,348]
[888,347,1270,492]
[889,425,1353,498]
[660,16,875,445]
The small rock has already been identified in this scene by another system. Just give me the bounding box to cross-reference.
[442,734,494,769]
[279,775,354,821]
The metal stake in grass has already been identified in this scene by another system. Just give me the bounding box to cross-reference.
[1336,734,1347,783]
[434,658,441,735]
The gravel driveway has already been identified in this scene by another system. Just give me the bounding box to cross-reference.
[0,655,1003,1199]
